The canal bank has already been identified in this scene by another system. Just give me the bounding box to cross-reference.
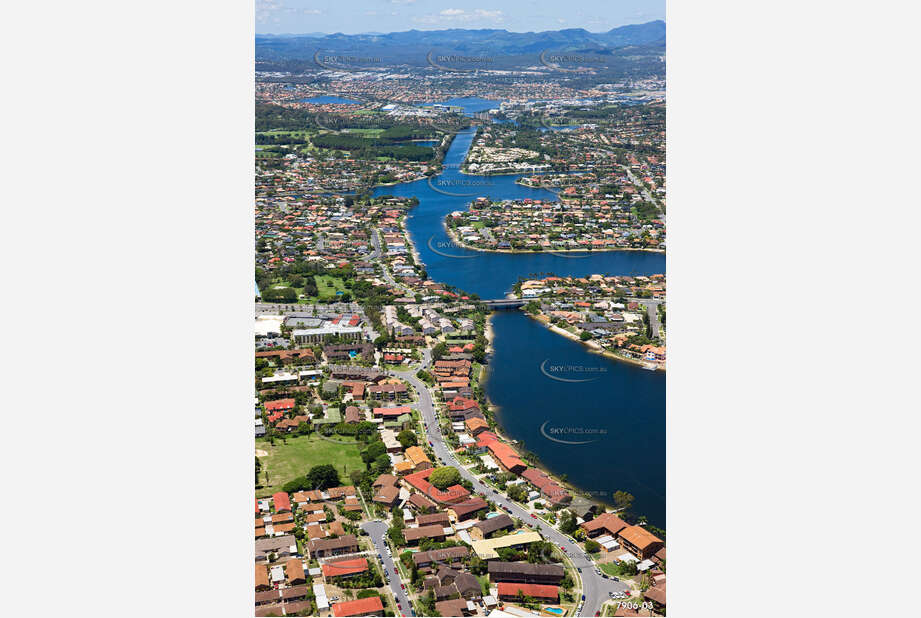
[373,123,666,527]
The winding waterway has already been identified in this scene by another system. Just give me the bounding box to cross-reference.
[372,122,665,527]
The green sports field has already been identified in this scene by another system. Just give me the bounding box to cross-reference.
[256,433,364,497]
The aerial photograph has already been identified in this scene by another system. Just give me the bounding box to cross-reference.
[253,2,666,616]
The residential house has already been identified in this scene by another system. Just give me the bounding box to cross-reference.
[497,582,559,603]
[447,497,488,521]
[470,514,514,540]
[617,526,664,560]
[403,524,447,545]
[307,534,359,559]
[487,561,565,585]
[331,596,384,617]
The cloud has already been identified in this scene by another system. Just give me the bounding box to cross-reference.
[256,1,322,23]
[412,8,504,25]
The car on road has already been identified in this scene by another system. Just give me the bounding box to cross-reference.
[401,584,405,590]
[581,594,585,601]
[393,567,398,574]
[530,513,536,518]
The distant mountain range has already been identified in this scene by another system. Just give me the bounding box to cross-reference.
[256,20,665,63]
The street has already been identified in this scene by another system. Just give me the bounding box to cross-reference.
[360,519,413,614]
[388,352,630,616]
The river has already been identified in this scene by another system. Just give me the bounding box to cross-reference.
[372,123,665,527]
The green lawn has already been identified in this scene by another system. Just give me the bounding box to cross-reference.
[344,128,385,137]
[599,562,621,577]
[315,274,347,299]
[256,433,364,497]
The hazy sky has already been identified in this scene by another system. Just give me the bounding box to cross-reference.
[256,0,665,35]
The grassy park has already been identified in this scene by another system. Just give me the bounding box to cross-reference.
[256,433,364,497]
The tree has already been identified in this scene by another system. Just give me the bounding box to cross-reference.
[613,490,634,511]
[559,510,578,535]
[397,430,418,448]
[306,464,340,490]
[580,331,592,341]
[584,539,601,553]
[506,484,527,502]
[431,342,448,360]
[255,456,263,486]
[428,466,461,489]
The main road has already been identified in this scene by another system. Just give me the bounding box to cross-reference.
[388,350,630,616]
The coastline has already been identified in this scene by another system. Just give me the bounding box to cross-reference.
[444,223,665,255]
[527,312,666,372]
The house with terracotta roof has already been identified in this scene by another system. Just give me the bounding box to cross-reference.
[394,460,415,475]
[476,434,526,474]
[322,557,369,579]
[405,445,432,471]
[464,417,490,436]
[255,564,270,591]
[617,525,664,560]
[272,492,291,513]
[404,468,471,505]
[521,467,571,505]
[497,582,559,602]
[331,596,384,617]
[285,558,306,584]
[581,512,628,538]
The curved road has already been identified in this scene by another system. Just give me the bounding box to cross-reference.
[388,350,630,616]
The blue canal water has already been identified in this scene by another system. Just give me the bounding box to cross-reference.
[372,127,665,527]
[417,97,501,115]
[299,96,362,105]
